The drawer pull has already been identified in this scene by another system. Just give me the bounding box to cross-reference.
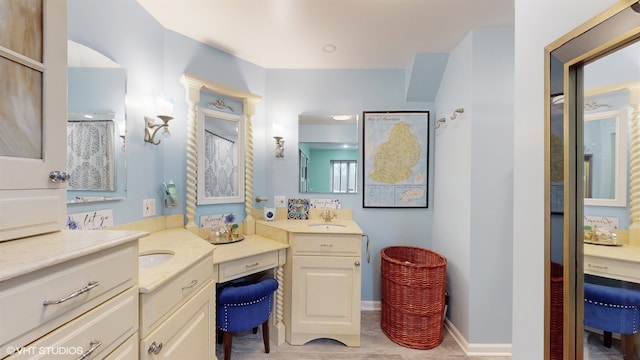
[43,281,100,305]
[246,262,259,268]
[587,263,609,271]
[320,244,333,248]
[148,341,163,354]
[77,340,101,360]
[182,279,198,290]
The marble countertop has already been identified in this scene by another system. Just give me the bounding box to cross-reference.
[0,229,148,282]
[255,219,363,235]
[584,243,640,263]
[138,228,213,293]
[212,234,288,264]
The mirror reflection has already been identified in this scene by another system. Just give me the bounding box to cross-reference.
[298,114,358,193]
[583,107,627,206]
[67,41,126,203]
[197,106,245,204]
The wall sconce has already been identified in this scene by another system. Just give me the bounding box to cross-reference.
[144,96,174,145]
[274,136,285,158]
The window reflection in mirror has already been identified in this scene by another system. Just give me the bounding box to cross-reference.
[67,41,126,203]
[197,107,245,204]
[298,114,358,193]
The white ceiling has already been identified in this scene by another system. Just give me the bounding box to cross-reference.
[136,0,514,69]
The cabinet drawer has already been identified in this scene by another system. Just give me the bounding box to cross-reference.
[140,255,213,337]
[6,287,138,360]
[218,251,278,283]
[104,333,138,360]
[0,242,137,353]
[584,255,640,283]
[140,281,215,360]
[292,234,361,256]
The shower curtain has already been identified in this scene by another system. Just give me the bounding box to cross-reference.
[67,121,115,191]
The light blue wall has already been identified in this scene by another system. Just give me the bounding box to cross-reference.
[68,0,519,349]
[67,0,266,225]
[432,30,514,344]
[265,69,434,303]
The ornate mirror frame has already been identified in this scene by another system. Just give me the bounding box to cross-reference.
[181,74,261,234]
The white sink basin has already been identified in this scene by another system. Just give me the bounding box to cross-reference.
[308,223,346,229]
[139,252,174,269]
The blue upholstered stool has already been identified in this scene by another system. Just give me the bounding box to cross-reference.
[217,278,278,360]
[584,282,640,360]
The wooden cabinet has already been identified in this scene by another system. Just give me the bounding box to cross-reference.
[286,233,362,346]
[6,288,138,360]
[139,254,215,360]
[0,235,141,360]
[0,0,68,242]
[140,280,215,360]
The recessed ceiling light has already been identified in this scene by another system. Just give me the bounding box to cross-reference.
[323,44,337,53]
[333,115,350,121]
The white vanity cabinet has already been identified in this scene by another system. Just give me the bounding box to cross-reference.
[286,233,362,346]
[0,232,142,359]
[138,243,215,360]
[139,281,215,360]
[0,0,69,242]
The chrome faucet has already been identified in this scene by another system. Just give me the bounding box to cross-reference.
[320,210,337,222]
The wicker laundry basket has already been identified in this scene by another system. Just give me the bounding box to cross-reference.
[380,246,447,349]
[550,262,564,360]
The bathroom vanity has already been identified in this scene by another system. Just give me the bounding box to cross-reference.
[138,229,216,360]
[255,212,364,346]
[0,230,146,359]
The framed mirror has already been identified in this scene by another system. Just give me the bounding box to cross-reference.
[67,41,126,203]
[583,108,627,207]
[181,73,261,231]
[298,113,358,193]
[196,107,245,205]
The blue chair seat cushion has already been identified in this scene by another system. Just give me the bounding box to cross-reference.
[584,283,640,334]
[217,278,279,332]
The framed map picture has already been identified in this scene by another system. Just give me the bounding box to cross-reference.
[362,111,430,208]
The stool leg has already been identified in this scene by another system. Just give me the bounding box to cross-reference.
[223,331,233,360]
[603,331,612,348]
[252,327,258,334]
[621,334,635,360]
[262,319,270,353]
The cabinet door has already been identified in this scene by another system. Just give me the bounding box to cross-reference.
[140,281,215,360]
[291,255,361,336]
[0,0,68,242]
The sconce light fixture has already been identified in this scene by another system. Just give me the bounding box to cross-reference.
[144,96,174,145]
[274,136,285,158]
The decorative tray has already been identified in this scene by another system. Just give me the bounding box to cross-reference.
[583,239,622,246]
[210,235,245,245]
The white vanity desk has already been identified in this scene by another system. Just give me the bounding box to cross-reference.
[138,227,289,356]
[255,217,364,347]
[584,243,640,284]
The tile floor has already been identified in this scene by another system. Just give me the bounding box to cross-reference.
[215,310,510,360]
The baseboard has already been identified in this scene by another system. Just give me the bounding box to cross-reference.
[361,300,381,311]
[444,318,512,357]
[362,301,512,357]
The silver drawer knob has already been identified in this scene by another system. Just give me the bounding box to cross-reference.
[355,261,361,267]
[148,341,163,354]
[49,170,70,182]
